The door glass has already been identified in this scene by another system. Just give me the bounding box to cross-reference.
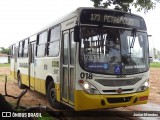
[62,67,68,99]
[69,68,74,102]
[70,32,75,65]
[62,32,69,100]
[62,30,75,103]
[63,33,69,65]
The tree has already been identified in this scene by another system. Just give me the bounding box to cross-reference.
[0,47,9,55]
[153,48,158,59]
[157,50,160,59]
[90,0,160,13]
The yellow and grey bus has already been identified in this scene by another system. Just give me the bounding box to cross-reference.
[10,7,150,111]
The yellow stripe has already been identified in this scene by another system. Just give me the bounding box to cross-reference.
[30,76,35,90]
[10,72,61,101]
[74,88,150,111]
[13,73,46,94]
[34,77,46,94]
[21,74,29,86]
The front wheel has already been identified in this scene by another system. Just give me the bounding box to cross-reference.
[47,81,66,109]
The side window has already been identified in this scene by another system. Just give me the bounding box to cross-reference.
[48,26,60,56]
[9,45,14,58]
[23,39,29,57]
[18,41,23,57]
[37,31,48,57]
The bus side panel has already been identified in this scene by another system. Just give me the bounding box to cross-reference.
[10,59,15,78]
[34,57,60,95]
[29,75,35,90]
[34,77,45,94]
[17,58,29,86]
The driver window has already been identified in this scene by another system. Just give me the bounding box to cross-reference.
[106,34,120,63]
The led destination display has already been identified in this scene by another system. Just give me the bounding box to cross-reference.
[80,9,147,30]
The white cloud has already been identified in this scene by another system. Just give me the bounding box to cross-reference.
[0,0,159,51]
[0,0,93,47]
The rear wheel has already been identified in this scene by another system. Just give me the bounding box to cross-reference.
[17,72,26,89]
[47,81,67,109]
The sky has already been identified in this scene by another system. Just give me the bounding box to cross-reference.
[0,0,160,51]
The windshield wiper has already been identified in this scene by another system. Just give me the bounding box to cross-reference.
[130,28,137,48]
[128,28,137,55]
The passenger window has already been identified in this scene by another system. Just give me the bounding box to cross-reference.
[37,31,48,57]
[48,26,60,57]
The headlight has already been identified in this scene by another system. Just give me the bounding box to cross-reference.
[78,80,100,94]
[137,79,149,92]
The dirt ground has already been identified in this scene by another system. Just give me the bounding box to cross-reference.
[0,67,159,108]
[0,67,50,108]
[148,68,160,104]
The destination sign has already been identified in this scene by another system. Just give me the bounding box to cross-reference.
[80,9,146,30]
[90,13,139,26]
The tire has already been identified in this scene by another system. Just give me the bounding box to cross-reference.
[17,72,26,89]
[47,81,66,109]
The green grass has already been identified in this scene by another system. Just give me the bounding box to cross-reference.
[150,62,160,68]
[0,63,10,67]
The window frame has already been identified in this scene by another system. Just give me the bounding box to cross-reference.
[36,30,48,57]
[18,41,24,58]
[23,38,29,58]
[48,25,60,57]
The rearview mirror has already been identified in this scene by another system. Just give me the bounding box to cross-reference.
[74,26,80,42]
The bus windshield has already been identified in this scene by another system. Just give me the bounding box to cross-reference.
[80,26,149,75]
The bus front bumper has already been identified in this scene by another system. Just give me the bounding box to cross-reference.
[74,88,149,111]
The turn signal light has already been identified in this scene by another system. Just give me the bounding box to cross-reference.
[139,96,148,101]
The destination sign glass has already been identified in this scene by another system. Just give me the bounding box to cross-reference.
[80,9,147,31]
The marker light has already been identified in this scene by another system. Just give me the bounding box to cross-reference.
[144,81,149,87]
[78,80,100,94]
[84,83,89,89]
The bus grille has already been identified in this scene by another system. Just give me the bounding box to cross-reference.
[95,78,141,87]
[102,89,133,93]
[107,97,132,103]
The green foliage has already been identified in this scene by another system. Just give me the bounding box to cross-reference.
[90,0,103,7]
[0,47,9,55]
[150,62,160,68]
[153,48,160,59]
[0,63,10,67]
[90,0,159,13]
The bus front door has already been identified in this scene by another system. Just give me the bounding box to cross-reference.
[62,29,75,105]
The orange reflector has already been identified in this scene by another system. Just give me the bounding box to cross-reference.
[139,96,148,101]
[79,80,84,84]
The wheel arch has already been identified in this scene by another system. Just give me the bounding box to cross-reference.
[45,75,55,93]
